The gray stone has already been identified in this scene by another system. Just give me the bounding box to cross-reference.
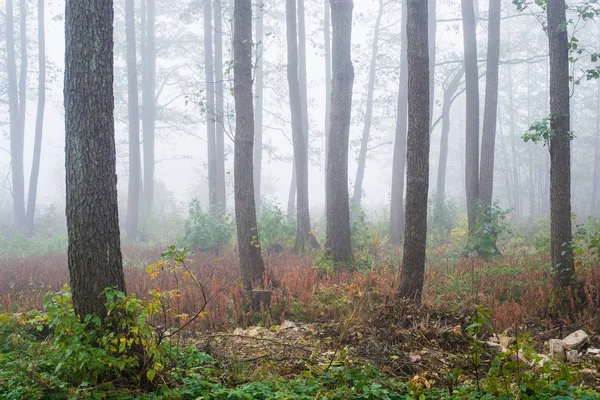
[562,330,589,349]
[549,339,567,356]
[566,349,580,364]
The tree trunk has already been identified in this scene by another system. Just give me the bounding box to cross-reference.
[433,66,464,226]
[398,0,429,303]
[6,0,26,229]
[389,0,408,245]
[353,0,384,211]
[287,0,314,253]
[478,0,500,207]
[124,0,141,242]
[326,0,354,262]
[234,0,266,290]
[593,79,600,215]
[428,0,436,127]
[64,0,126,319]
[205,0,218,214]
[461,0,480,234]
[287,168,296,223]
[324,0,332,207]
[547,0,575,287]
[253,2,264,217]
[142,0,156,210]
[215,0,226,214]
[25,0,46,236]
[298,0,309,148]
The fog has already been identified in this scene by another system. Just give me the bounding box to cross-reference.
[1,0,599,237]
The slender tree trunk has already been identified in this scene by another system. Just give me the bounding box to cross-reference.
[64,0,126,319]
[547,0,575,288]
[287,0,314,252]
[234,0,266,290]
[124,0,141,242]
[18,0,27,161]
[390,0,408,245]
[215,0,226,214]
[593,79,600,215]
[353,0,384,211]
[461,0,480,234]
[6,0,25,229]
[253,2,264,217]
[479,0,500,208]
[25,0,46,236]
[399,0,429,303]
[142,0,156,210]
[326,0,354,262]
[205,0,217,214]
[287,168,296,223]
[507,65,521,217]
[298,0,309,147]
[324,0,332,207]
[434,67,464,226]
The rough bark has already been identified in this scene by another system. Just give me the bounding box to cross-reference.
[215,0,226,214]
[204,0,217,214]
[64,0,126,318]
[547,0,575,287]
[253,2,264,217]
[398,0,429,303]
[433,67,464,226]
[389,0,408,245]
[6,0,26,229]
[142,0,156,210]
[25,0,46,236]
[234,0,266,290]
[287,0,314,252]
[479,0,500,207]
[324,0,332,206]
[125,0,141,242]
[353,0,384,211]
[461,0,480,234]
[326,0,354,262]
[428,0,436,127]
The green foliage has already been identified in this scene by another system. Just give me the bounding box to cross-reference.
[183,198,234,255]
[257,199,295,251]
[429,193,461,232]
[522,115,575,147]
[0,233,67,258]
[466,202,511,259]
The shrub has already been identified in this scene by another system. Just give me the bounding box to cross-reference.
[258,199,295,252]
[183,199,234,255]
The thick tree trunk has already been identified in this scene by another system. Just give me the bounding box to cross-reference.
[25,0,46,236]
[124,0,141,242]
[324,0,332,206]
[6,0,26,229]
[428,0,436,128]
[353,0,384,211]
[253,3,264,217]
[142,0,156,210]
[547,0,575,287]
[64,0,126,319]
[234,0,266,290]
[215,0,226,214]
[389,0,408,245]
[461,0,480,234]
[479,0,500,207]
[205,0,218,214]
[433,67,464,226]
[286,0,314,252]
[398,0,429,303]
[326,0,354,262]
[298,0,309,148]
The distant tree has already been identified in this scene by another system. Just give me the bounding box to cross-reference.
[205,0,218,215]
[461,0,480,235]
[142,0,157,210]
[323,0,332,206]
[124,0,141,242]
[215,0,226,214]
[547,0,575,288]
[390,0,408,245]
[286,0,317,252]
[64,0,126,318]
[234,0,266,290]
[25,0,46,236]
[326,0,354,262]
[398,0,429,303]
[353,0,384,211]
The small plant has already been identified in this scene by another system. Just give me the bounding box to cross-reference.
[183,198,234,256]
[257,199,295,252]
[466,201,511,259]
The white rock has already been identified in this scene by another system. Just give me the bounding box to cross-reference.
[281,320,297,330]
[566,349,580,363]
[586,348,600,355]
[562,330,589,349]
[549,339,567,356]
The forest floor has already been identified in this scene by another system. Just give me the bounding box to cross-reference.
[1,243,600,398]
